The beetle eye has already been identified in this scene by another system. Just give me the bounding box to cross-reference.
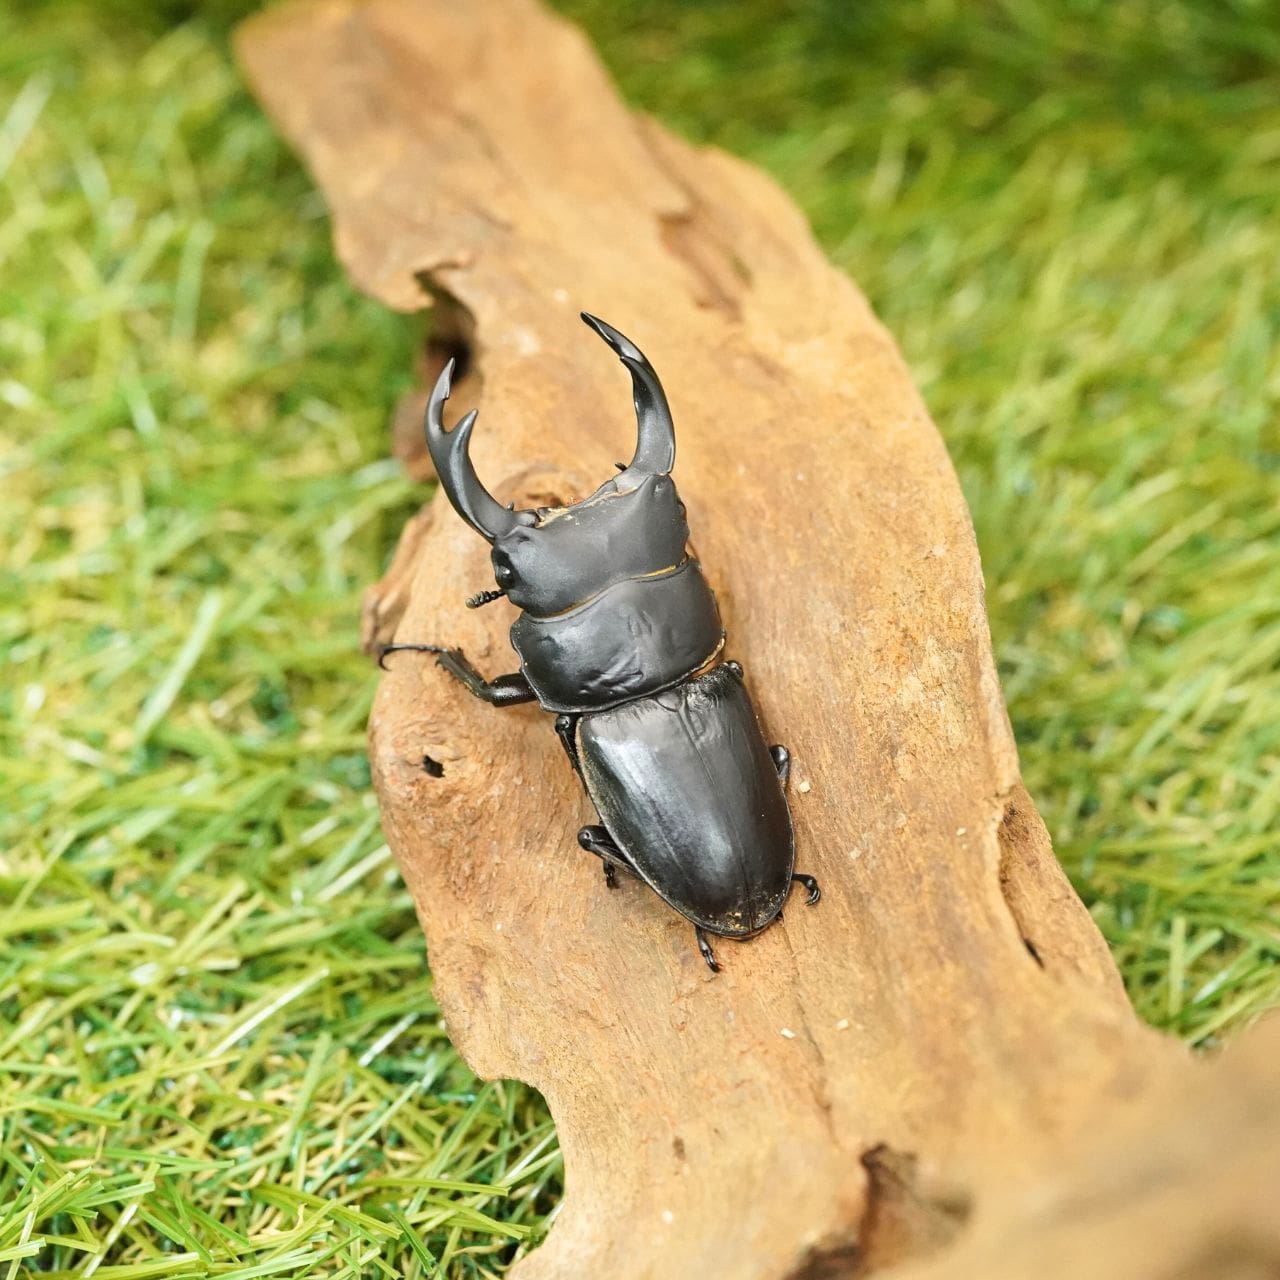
[494,563,514,585]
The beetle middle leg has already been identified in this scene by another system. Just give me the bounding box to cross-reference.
[767,746,821,907]
[577,825,638,889]
[770,744,791,787]
[555,714,582,775]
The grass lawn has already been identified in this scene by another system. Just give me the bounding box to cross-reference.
[2,0,1276,1274]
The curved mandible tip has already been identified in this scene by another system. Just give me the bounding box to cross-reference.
[581,312,676,478]
[424,359,522,543]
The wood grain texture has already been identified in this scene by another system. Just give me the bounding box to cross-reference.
[897,1018,1280,1280]
[232,3,1260,1275]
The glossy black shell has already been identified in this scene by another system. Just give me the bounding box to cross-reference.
[510,558,723,713]
[576,662,795,937]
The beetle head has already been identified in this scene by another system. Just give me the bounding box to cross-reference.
[425,314,689,618]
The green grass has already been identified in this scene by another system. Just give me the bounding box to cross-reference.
[1,0,1276,1273]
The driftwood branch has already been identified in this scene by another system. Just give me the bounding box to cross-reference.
[237,3,1277,1275]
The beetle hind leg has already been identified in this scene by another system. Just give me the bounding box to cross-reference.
[577,825,637,890]
[695,926,720,973]
[770,744,791,787]
[790,872,821,905]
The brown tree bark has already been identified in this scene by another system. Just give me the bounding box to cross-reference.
[236,3,1277,1276]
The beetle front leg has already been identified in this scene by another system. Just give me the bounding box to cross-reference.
[378,644,536,707]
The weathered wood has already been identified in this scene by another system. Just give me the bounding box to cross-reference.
[899,1018,1280,1280]
[234,3,1270,1276]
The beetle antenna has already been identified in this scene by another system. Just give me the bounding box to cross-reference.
[466,588,508,609]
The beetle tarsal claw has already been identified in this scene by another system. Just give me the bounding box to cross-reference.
[377,642,449,671]
[791,873,821,906]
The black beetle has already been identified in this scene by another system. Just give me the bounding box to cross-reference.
[381,313,819,971]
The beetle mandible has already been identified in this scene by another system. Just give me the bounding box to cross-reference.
[381,312,820,971]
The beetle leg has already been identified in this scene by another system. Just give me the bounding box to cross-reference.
[378,643,449,670]
[772,750,817,907]
[378,645,536,707]
[555,714,582,775]
[577,825,638,889]
[695,927,720,973]
[790,873,821,905]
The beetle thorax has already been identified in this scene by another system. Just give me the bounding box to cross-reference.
[491,472,690,618]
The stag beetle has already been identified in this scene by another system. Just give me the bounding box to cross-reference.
[381,313,819,971]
